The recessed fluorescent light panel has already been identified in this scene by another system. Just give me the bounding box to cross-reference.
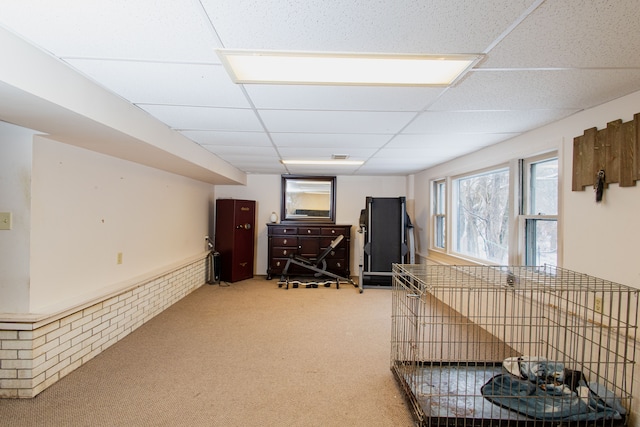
[281,160,364,166]
[217,50,482,86]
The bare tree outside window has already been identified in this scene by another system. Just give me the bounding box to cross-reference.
[455,168,509,264]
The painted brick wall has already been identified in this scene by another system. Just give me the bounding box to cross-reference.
[0,256,205,398]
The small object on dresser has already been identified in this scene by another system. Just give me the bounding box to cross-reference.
[270,211,278,223]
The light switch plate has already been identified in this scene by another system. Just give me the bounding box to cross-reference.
[0,212,11,230]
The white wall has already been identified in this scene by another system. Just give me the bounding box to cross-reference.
[216,174,408,275]
[414,89,640,289]
[0,122,36,313]
[28,136,215,313]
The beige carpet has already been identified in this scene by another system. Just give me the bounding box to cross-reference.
[0,278,414,426]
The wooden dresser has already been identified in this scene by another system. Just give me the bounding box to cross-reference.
[266,223,351,280]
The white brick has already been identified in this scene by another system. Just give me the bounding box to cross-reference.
[0,389,19,398]
[18,331,33,340]
[59,311,83,327]
[45,324,71,342]
[44,340,71,361]
[105,299,126,311]
[83,303,103,316]
[59,359,82,378]
[0,369,17,379]
[17,369,32,379]
[70,346,92,364]
[59,341,83,361]
[2,359,31,370]
[0,331,18,340]
[32,321,61,339]
[81,318,101,333]
[71,315,93,330]
[0,379,32,389]
[100,309,118,323]
[46,358,71,379]
[32,355,59,378]
[91,335,109,351]
[59,326,83,344]
[91,320,110,336]
[71,330,92,347]
[0,350,17,359]
[2,340,31,350]
[33,338,60,358]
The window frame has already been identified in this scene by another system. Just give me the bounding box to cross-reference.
[451,164,511,265]
[429,151,559,266]
[519,153,559,266]
[432,179,446,250]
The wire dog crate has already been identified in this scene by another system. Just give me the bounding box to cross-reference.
[391,264,638,427]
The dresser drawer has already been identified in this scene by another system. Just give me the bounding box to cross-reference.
[272,247,295,258]
[326,259,347,271]
[272,236,298,247]
[320,236,347,248]
[298,227,320,235]
[322,247,345,259]
[271,227,298,236]
[321,226,348,236]
[270,258,289,274]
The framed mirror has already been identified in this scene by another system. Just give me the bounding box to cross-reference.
[281,175,336,223]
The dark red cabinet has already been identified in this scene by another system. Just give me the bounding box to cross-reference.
[215,199,256,282]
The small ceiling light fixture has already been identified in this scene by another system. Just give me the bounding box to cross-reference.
[217,49,482,86]
[281,159,364,166]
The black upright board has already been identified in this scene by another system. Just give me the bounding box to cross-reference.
[361,197,408,287]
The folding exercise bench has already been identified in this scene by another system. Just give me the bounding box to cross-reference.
[278,235,356,289]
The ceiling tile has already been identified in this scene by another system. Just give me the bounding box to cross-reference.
[244,85,443,111]
[271,133,391,148]
[357,157,434,174]
[483,0,640,68]
[0,0,221,62]
[202,0,538,53]
[206,146,278,157]
[282,165,361,175]
[436,69,640,110]
[65,60,249,108]
[180,130,272,146]
[390,133,518,148]
[259,110,415,134]
[278,146,375,159]
[404,109,577,134]
[138,105,263,131]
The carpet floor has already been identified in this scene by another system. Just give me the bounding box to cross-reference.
[0,278,414,426]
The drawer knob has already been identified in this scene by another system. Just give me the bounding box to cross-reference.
[332,229,335,234]
[283,250,288,255]
[307,229,311,234]
[276,261,281,266]
[283,239,287,244]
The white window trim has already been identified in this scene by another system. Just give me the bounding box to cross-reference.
[451,163,511,265]
[427,150,561,267]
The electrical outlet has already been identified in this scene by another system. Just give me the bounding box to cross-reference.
[0,212,11,230]
[594,296,603,314]
[117,252,123,265]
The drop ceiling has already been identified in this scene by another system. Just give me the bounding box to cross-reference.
[1,0,640,181]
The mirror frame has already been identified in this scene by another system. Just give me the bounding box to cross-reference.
[280,175,336,224]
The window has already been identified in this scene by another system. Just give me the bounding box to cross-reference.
[433,180,446,249]
[523,157,558,266]
[453,167,510,264]
[430,152,558,266]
